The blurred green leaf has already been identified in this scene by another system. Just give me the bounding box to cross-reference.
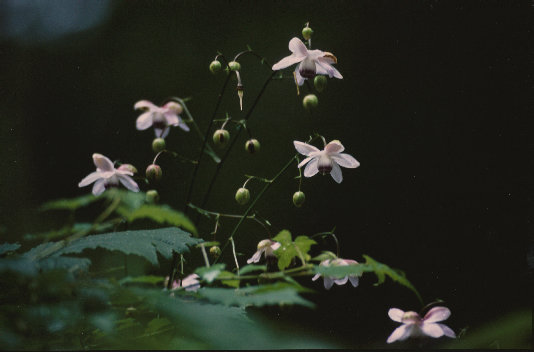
[217,271,240,288]
[24,222,114,241]
[119,275,165,286]
[55,227,202,265]
[314,262,372,278]
[117,204,197,235]
[0,242,20,255]
[196,263,225,283]
[40,194,98,211]
[238,264,266,275]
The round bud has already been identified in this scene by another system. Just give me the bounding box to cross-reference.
[146,190,160,203]
[292,191,306,207]
[146,164,162,182]
[302,27,314,40]
[228,61,241,71]
[313,75,327,92]
[235,187,250,205]
[209,60,222,74]
[152,138,166,153]
[302,94,319,110]
[209,246,222,257]
[245,139,260,154]
[117,164,138,175]
[212,129,230,148]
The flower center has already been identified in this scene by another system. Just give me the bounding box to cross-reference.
[318,154,333,174]
[299,57,316,79]
[152,112,167,129]
[105,175,120,189]
[402,311,421,324]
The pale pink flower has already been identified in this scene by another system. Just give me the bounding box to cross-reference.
[134,100,189,138]
[387,306,456,343]
[272,37,342,86]
[312,258,361,290]
[294,140,360,183]
[247,239,281,264]
[78,153,139,196]
[165,274,201,292]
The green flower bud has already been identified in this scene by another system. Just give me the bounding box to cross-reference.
[302,94,319,110]
[209,60,222,74]
[245,139,260,154]
[314,75,327,92]
[213,129,230,148]
[152,138,166,153]
[146,164,162,182]
[292,191,306,207]
[235,187,250,205]
[302,27,314,40]
[146,189,160,203]
[117,164,138,174]
[209,246,222,257]
[228,61,241,71]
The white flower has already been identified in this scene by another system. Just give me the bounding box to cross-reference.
[272,37,342,86]
[247,239,281,264]
[165,274,201,292]
[387,306,456,343]
[134,100,189,138]
[78,153,139,196]
[294,140,360,183]
[312,258,361,290]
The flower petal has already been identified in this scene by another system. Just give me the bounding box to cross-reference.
[331,153,360,169]
[271,242,281,251]
[92,153,115,172]
[334,276,348,285]
[311,274,321,281]
[294,65,306,86]
[330,162,343,183]
[298,155,314,168]
[288,37,308,56]
[349,276,360,287]
[421,322,445,338]
[177,117,190,132]
[387,324,414,343]
[247,250,262,264]
[424,306,451,323]
[323,277,334,290]
[134,100,157,111]
[388,308,405,323]
[154,127,170,139]
[136,111,153,130]
[117,174,140,192]
[272,54,305,71]
[317,58,343,79]
[303,158,319,177]
[164,112,179,126]
[294,141,320,156]
[92,179,106,196]
[325,141,345,154]
[78,171,103,187]
[437,323,456,338]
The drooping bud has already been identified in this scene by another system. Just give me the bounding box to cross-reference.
[213,129,230,148]
[209,246,222,257]
[146,164,162,182]
[302,94,319,110]
[314,75,327,92]
[228,61,241,71]
[302,26,314,40]
[245,139,260,154]
[236,71,244,111]
[292,191,306,207]
[209,60,222,74]
[235,187,250,205]
[146,189,160,203]
[165,101,183,115]
[118,164,138,174]
[152,138,166,153]
[317,154,333,174]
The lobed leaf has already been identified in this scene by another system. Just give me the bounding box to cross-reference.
[117,205,197,235]
[40,194,99,211]
[0,242,20,256]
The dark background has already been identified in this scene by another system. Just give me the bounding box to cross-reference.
[1,0,532,348]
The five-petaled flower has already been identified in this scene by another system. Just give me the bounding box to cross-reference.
[78,153,139,196]
[387,306,456,343]
[312,258,361,290]
[247,239,281,264]
[165,274,201,292]
[134,100,189,138]
[294,140,360,183]
[272,37,342,86]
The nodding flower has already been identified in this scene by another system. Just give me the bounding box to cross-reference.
[134,100,189,138]
[78,153,139,196]
[387,306,456,343]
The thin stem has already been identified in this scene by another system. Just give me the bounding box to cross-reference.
[200,244,210,268]
[230,237,240,275]
[311,230,340,258]
[187,203,271,233]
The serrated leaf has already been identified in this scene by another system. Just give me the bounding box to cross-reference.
[273,231,315,270]
[363,255,423,304]
[314,263,372,278]
[144,317,172,335]
[294,235,316,260]
[119,275,165,286]
[272,230,292,245]
[195,264,225,283]
[38,256,92,273]
[24,222,114,241]
[198,282,314,308]
[0,257,37,276]
[238,264,266,275]
[0,242,20,255]
[117,205,197,235]
[41,194,99,211]
[54,227,202,265]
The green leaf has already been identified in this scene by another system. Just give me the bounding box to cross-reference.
[198,282,314,308]
[294,235,316,261]
[144,317,172,335]
[24,223,114,241]
[363,255,422,304]
[195,264,225,283]
[273,231,316,270]
[40,194,99,211]
[312,251,337,262]
[119,275,165,286]
[117,205,197,235]
[238,264,266,275]
[272,230,292,245]
[103,189,145,210]
[0,257,37,276]
[55,227,202,265]
[217,271,240,288]
[314,263,372,278]
[38,256,92,273]
[0,242,20,255]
